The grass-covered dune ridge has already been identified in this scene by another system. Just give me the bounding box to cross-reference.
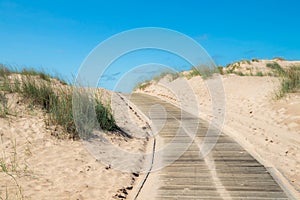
[134,59,300,98]
[0,64,119,139]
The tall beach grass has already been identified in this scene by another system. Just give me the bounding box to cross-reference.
[266,62,300,98]
[0,64,120,139]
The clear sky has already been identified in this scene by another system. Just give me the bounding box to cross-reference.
[1,0,300,91]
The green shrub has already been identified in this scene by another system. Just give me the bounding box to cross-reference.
[252,58,259,62]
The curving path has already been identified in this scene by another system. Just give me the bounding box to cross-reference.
[130,93,290,200]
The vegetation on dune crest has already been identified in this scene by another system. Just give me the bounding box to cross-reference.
[223,60,300,97]
[134,81,151,91]
[134,66,222,90]
[0,64,120,139]
[276,65,300,97]
[273,57,286,61]
[266,62,285,76]
[266,62,300,98]
[133,60,300,99]
[186,66,220,79]
[153,71,180,82]
[134,71,181,90]
[20,68,51,82]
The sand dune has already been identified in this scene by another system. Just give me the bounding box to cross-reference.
[135,60,300,194]
[0,91,150,199]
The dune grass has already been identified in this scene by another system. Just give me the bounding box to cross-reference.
[152,71,180,82]
[20,68,51,82]
[134,80,152,91]
[241,59,251,65]
[0,138,24,200]
[95,99,118,132]
[0,92,9,118]
[185,66,218,79]
[277,65,300,97]
[0,64,119,139]
[134,71,181,90]
[255,71,264,77]
[185,67,201,79]
[181,65,219,80]
[0,64,11,77]
[134,65,220,90]
[266,62,300,97]
[266,62,285,76]
[72,90,121,139]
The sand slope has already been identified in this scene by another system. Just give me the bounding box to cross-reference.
[0,92,150,199]
[135,60,300,194]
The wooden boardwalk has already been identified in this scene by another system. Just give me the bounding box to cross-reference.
[130,93,289,200]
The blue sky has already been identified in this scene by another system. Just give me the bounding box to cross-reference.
[1,0,300,91]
